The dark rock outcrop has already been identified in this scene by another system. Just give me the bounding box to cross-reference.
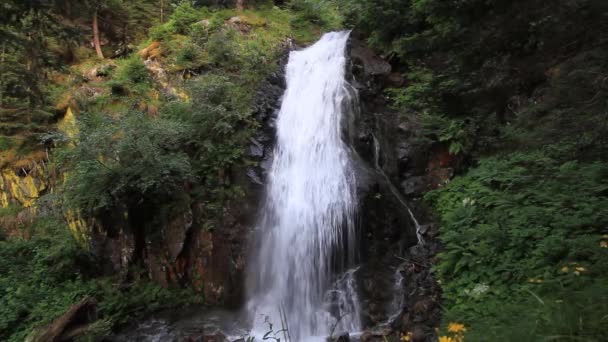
[87,49,289,307]
[347,33,447,340]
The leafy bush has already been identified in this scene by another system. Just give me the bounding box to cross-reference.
[207,28,241,70]
[175,42,205,69]
[149,22,176,41]
[62,72,254,221]
[426,147,608,341]
[109,55,151,96]
[387,68,473,155]
[419,113,476,155]
[160,74,253,210]
[0,213,197,342]
[0,204,23,218]
[169,2,208,35]
[0,136,14,151]
[289,0,341,28]
[114,55,149,84]
[61,110,192,213]
[288,0,341,41]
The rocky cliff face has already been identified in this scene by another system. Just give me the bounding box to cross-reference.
[0,163,50,238]
[82,55,287,307]
[347,34,451,340]
[84,35,451,336]
[0,34,450,337]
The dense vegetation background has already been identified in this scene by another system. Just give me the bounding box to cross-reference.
[337,0,608,340]
[0,0,339,340]
[1,0,607,341]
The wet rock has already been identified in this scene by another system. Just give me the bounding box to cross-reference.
[359,327,392,342]
[427,144,456,188]
[246,168,263,185]
[348,34,443,342]
[400,176,428,196]
[166,209,193,262]
[410,326,428,342]
[201,331,228,342]
[328,332,350,342]
[259,155,273,173]
[350,38,392,77]
[248,138,264,158]
[397,141,413,166]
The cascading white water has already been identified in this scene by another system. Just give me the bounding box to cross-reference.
[247,31,360,341]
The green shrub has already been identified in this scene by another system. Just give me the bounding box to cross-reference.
[175,42,205,69]
[208,9,235,31]
[114,55,149,84]
[207,28,241,70]
[149,22,176,41]
[190,21,210,46]
[0,204,24,218]
[0,213,197,342]
[0,136,14,151]
[108,55,151,96]
[169,2,208,35]
[62,110,192,213]
[288,0,341,30]
[426,147,608,341]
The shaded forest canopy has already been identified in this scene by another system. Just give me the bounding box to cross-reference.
[1,0,607,341]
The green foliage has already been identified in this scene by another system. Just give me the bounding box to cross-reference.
[288,0,342,41]
[0,204,23,218]
[108,55,151,95]
[160,74,253,214]
[61,67,258,220]
[0,0,69,119]
[341,0,608,155]
[207,28,241,70]
[61,110,192,213]
[289,0,339,26]
[149,21,177,42]
[0,136,14,151]
[169,2,209,35]
[422,114,475,155]
[426,147,608,341]
[0,212,196,342]
[59,1,330,227]
[387,67,474,155]
[116,57,150,84]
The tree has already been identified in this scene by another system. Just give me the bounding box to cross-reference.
[93,7,105,59]
[0,0,65,111]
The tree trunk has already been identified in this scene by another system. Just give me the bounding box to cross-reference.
[65,1,72,18]
[160,0,164,23]
[93,10,104,59]
[236,0,245,11]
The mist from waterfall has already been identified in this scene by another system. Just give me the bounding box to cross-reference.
[246,31,361,341]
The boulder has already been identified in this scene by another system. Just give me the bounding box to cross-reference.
[328,332,350,342]
[196,19,211,27]
[350,38,391,77]
[139,41,161,60]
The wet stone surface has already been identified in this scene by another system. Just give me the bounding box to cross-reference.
[110,308,246,342]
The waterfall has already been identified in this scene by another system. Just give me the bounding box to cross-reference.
[247,31,360,341]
